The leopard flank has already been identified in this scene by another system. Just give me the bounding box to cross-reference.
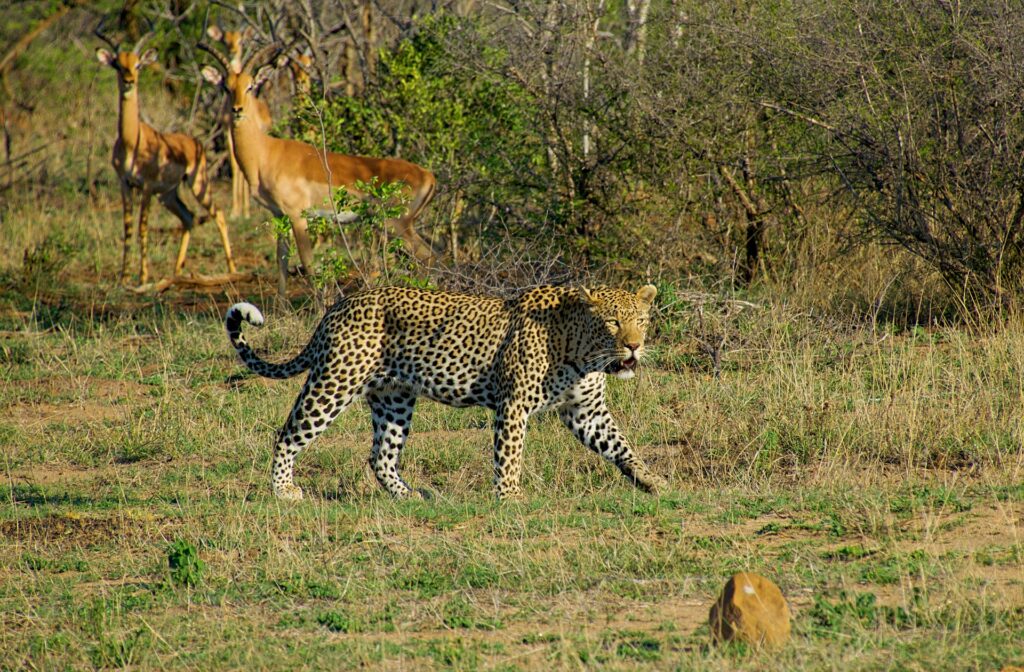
[224,284,664,500]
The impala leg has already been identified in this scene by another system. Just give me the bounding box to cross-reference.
[241,165,251,218]
[175,230,192,275]
[214,210,235,273]
[276,210,314,296]
[159,189,195,276]
[288,212,316,276]
[391,176,437,264]
[118,181,134,285]
[227,131,243,219]
[188,161,236,274]
[276,233,290,299]
[137,190,155,284]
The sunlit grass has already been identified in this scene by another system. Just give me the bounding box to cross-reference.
[1,284,1022,669]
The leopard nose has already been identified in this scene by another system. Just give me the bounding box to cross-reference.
[624,341,640,351]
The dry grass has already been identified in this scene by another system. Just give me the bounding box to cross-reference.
[1,256,1022,669]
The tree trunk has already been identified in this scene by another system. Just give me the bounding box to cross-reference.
[720,163,768,285]
[624,0,651,63]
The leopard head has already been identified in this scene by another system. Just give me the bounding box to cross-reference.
[577,285,657,380]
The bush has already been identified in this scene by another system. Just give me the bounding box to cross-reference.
[166,539,204,587]
[746,1,1024,309]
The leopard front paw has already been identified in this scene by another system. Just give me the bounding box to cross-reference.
[635,471,668,495]
[274,483,304,501]
[495,485,525,502]
[391,486,428,500]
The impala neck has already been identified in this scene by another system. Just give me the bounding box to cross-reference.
[118,87,142,151]
[230,113,268,186]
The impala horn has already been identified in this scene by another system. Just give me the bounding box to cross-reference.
[242,41,286,74]
[132,16,157,54]
[197,41,232,72]
[94,16,120,52]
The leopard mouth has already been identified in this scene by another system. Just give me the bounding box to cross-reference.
[606,356,638,374]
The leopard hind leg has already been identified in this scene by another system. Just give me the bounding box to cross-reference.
[271,363,364,501]
[366,388,419,498]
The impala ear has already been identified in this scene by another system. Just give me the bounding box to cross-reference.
[137,48,158,68]
[636,284,657,306]
[206,25,224,41]
[253,64,274,89]
[96,48,116,67]
[577,286,600,307]
[201,66,223,87]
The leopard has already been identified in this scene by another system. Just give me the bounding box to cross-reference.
[224,284,666,501]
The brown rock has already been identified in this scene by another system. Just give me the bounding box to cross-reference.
[709,572,792,648]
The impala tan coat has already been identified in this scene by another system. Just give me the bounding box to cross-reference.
[206,25,272,219]
[97,47,234,285]
[202,64,437,296]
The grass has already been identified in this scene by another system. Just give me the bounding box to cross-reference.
[1,254,1023,669]
[1,19,1023,670]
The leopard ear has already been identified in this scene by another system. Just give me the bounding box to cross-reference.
[636,284,657,306]
[577,286,599,306]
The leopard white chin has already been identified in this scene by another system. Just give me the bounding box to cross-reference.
[609,356,639,379]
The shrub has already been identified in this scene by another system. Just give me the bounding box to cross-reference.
[166,539,204,587]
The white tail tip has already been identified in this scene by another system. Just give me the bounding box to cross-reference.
[228,302,265,327]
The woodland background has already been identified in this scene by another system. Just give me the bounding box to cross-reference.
[4,0,1024,315]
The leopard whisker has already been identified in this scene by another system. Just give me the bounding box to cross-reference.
[581,353,621,370]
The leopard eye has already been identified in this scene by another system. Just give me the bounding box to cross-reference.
[606,319,620,329]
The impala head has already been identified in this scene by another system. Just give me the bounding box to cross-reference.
[287,52,313,91]
[97,49,158,97]
[202,66,271,123]
[206,24,256,74]
[95,19,156,99]
[200,39,280,122]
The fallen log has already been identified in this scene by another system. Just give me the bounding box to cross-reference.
[130,271,256,294]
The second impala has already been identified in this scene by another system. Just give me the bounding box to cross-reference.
[201,48,437,295]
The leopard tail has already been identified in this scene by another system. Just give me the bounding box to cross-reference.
[224,302,314,379]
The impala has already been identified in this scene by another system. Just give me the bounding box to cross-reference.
[95,25,235,286]
[205,24,273,219]
[200,45,438,296]
[287,52,314,95]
